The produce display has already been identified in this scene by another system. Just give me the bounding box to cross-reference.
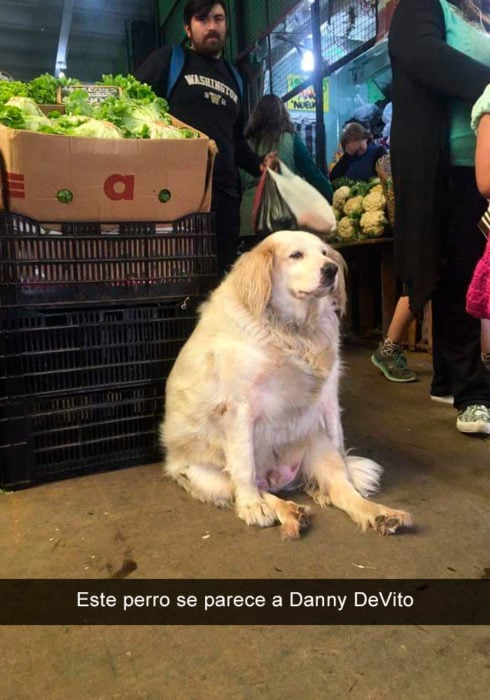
[0,73,198,139]
[330,176,389,242]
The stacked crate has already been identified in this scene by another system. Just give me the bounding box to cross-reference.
[0,211,217,489]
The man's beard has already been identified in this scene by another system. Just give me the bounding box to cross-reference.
[190,31,225,57]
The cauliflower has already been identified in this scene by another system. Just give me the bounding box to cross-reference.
[343,195,364,217]
[362,190,386,212]
[360,210,387,237]
[368,184,384,195]
[332,185,351,212]
[332,207,342,221]
[337,216,357,240]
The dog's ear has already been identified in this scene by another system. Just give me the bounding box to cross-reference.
[230,243,274,316]
[329,247,347,316]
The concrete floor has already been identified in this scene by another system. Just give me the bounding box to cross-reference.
[1,342,490,699]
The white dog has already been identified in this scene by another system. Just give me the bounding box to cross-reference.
[161,230,412,538]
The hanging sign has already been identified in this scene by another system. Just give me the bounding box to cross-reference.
[286,75,329,112]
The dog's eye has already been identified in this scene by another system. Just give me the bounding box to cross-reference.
[289,251,304,259]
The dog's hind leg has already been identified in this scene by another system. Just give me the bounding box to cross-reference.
[165,460,233,508]
[304,436,412,535]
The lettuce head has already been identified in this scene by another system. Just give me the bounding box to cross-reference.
[71,118,123,139]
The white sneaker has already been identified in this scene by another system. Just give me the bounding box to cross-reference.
[430,394,454,405]
[456,405,490,434]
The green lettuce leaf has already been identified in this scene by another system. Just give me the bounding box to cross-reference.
[0,105,26,129]
[27,73,59,104]
[63,89,94,116]
[71,118,124,139]
[6,96,44,116]
[99,73,158,102]
[0,81,29,104]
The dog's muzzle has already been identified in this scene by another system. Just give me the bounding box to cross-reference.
[321,262,338,287]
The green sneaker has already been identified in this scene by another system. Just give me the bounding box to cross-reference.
[456,405,490,434]
[370,344,417,383]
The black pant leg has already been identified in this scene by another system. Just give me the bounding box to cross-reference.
[431,167,490,409]
[211,189,240,277]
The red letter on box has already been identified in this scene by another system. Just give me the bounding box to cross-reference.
[104,174,134,200]
[6,172,25,198]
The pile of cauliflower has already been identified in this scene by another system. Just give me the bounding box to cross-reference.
[330,177,389,242]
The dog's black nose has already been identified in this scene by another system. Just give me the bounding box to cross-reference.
[321,262,338,284]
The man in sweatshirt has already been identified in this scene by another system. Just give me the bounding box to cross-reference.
[135,0,275,274]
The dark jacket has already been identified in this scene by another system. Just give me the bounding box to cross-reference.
[330,142,386,182]
[389,0,490,313]
[135,46,262,198]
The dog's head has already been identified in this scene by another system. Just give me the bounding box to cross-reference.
[229,230,346,319]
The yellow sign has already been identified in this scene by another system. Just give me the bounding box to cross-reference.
[286,75,329,112]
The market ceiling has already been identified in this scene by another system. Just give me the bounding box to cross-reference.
[0,0,154,82]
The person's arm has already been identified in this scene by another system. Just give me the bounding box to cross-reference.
[373,145,388,169]
[234,107,263,176]
[293,134,333,202]
[330,153,351,181]
[476,114,490,199]
[472,85,490,199]
[389,0,490,102]
[133,47,171,99]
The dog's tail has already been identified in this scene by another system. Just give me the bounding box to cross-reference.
[346,455,383,497]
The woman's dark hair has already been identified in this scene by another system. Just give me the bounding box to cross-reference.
[245,94,295,151]
[184,0,226,26]
[340,122,373,150]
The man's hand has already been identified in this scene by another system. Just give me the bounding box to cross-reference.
[260,151,279,172]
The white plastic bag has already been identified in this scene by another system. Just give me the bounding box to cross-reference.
[267,161,336,235]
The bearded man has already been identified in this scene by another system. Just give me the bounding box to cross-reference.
[135,0,275,274]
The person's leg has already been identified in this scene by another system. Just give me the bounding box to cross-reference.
[430,336,454,399]
[371,295,417,382]
[481,319,490,371]
[432,167,490,432]
[430,309,454,402]
[211,190,241,277]
[385,295,415,343]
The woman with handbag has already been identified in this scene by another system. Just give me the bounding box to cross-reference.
[239,94,333,243]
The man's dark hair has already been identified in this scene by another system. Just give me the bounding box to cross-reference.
[184,0,226,26]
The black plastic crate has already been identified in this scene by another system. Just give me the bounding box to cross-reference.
[0,383,165,489]
[0,298,200,399]
[0,211,217,306]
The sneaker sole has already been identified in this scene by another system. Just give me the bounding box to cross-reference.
[370,354,417,383]
[430,394,454,404]
[456,420,490,434]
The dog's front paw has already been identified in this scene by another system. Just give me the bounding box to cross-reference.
[280,503,312,540]
[235,498,277,528]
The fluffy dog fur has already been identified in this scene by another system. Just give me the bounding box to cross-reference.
[161,230,412,538]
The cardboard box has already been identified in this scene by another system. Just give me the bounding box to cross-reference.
[0,116,216,222]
